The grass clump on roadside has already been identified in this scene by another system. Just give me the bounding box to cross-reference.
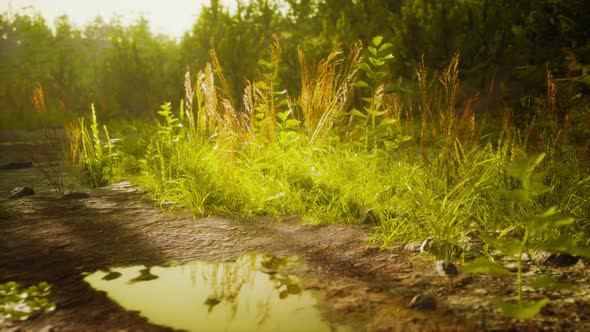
[102,36,589,272]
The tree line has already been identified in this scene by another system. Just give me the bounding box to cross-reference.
[1,0,588,127]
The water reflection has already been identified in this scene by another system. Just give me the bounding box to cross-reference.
[84,253,350,332]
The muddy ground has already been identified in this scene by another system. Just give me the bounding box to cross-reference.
[1,130,589,331]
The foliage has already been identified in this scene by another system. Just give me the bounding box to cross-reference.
[75,104,116,187]
[0,281,55,323]
[352,35,410,151]
[463,151,590,319]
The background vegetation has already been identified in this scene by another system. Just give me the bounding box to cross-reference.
[2,0,590,128]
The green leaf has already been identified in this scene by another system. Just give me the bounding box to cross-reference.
[366,108,387,116]
[383,140,399,151]
[382,53,394,60]
[528,275,572,290]
[359,63,371,72]
[354,80,370,88]
[379,118,396,126]
[361,97,375,103]
[351,109,367,118]
[255,81,269,90]
[506,152,545,180]
[537,237,590,258]
[462,257,513,275]
[277,111,289,122]
[480,234,524,256]
[397,135,412,142]
[372,35,383,47]
[284,119,301,129]
[368,46,377,56]
[378,43,393,52]
[369,57,385,66]
[525,207,574,234]
[383,86,414,94]
[494,298,549,320]
[498,189,530,202]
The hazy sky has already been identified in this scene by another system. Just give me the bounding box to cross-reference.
[0,0,237,38]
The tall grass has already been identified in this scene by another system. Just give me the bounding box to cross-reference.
[104,36,589,256]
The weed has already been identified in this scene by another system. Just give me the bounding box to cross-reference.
[77,104,115,187]
[463,151,590,319]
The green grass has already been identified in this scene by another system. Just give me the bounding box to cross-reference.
[61,36,589,261]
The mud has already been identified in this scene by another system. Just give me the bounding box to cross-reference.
[1,130,589,331]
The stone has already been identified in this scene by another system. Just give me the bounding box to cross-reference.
[0,161,33,170]
[9,186,34,199]
[435,260,459,277]
[474,288,488,295]
[409,293,437,310]
[404,242,422,252]
[534,252,579,267]
[420,237,434,253]
[39,325,57,332]
[458,231,484,253]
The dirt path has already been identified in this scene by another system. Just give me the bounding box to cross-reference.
[1,131,589,331]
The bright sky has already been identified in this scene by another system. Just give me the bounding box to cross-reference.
[0,0,237,38]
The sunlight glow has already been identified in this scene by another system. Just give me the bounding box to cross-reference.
[0,0,238,38]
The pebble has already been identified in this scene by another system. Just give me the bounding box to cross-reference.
[435,260,459,277]
[39,326,57,332]
[409,293,437,310]
[0,161,33,170]
[474,288,488,295]
[534,252,579,267]
[419,237,434,253]
[403,242,422,252]
[9,186,35,199]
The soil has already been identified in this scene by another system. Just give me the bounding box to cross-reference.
[1,130,589,332]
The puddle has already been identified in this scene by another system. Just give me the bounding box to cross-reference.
[84,253,351,332]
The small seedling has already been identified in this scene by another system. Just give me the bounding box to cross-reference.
[463,151,590,319]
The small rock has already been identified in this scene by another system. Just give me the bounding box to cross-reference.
[504,253,532,262]
[563,298,576,304]
[404,242,422,252]
[39,325,57,332]
[409,293,437,310]
[459,231,484,253]
[62,192,90,200]
[9,186,34,199]
[420,237,434,253]
[534,252,579,267]
[435,260,459,277]
[474,288,488,295]
[0,161,33,170]
[546,253,579,267]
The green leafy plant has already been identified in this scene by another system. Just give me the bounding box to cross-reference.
[463,151,590,319]
[352,36,410,151]
[0,281,55,323]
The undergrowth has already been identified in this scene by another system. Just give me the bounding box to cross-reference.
[68,36,589,276]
